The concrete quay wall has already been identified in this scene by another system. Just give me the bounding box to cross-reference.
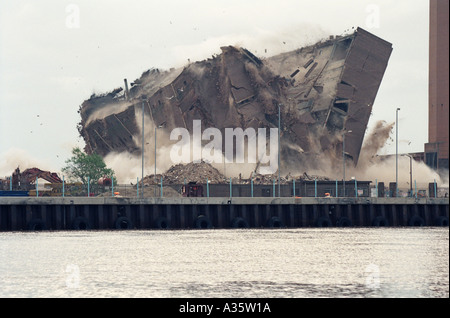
[0,197,448,231]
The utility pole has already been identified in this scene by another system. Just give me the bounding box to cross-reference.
[278,103,281,197]
[141,99,145,198]
[408,155,412,196]
[342,130,352,196]
[396,108,400,197]
[154,123,165,197]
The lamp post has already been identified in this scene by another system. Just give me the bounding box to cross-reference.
[278,103,281,197]
[154,126,157,197]
[154,123,165,197]
[402,154,413,197]
[396,108,400,197]
[141,99,145,198]
[342,129,352,197]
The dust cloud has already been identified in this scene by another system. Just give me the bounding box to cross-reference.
[0,148,55,177]
[348,121,447,189]
[103,117,448,192]
[170,24,329,70]
[85,100,133,126]
[4,119,447,192]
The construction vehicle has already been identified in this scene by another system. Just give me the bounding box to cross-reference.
[182,182,203,197]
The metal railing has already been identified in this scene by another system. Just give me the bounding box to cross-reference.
[1,178,447,198]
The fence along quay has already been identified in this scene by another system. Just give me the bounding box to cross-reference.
[0,196,448,231]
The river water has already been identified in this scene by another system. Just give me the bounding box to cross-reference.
[0,227,448,298]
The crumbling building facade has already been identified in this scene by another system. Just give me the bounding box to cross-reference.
[77,27,392,174]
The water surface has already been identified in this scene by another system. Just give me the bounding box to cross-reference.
[0,227,448,298]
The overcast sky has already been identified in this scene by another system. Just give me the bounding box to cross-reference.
[0,0,430,177]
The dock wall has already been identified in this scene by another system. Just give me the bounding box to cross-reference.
[0,197,448,231]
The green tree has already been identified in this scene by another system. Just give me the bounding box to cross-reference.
[62,147,116,186]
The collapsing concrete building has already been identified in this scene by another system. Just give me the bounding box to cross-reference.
[78,27,392,172]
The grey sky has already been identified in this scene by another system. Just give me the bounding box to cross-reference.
[0,0,430,177]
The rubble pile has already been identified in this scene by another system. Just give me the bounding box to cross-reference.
[141,161,227,185]
[241,171,331,185]
[140,161,331,186]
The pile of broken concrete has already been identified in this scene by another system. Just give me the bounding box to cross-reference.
[140,161,330,186]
